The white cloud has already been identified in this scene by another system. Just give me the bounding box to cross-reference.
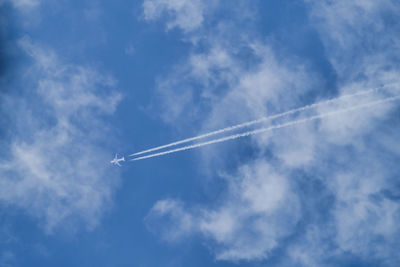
[143,0,204,32]
[305,0,400,84]
[144,39,316,260]
[142,0,400,264]
[0,0,40,11]
[328,161,400,263]
[306,0,395,45]
[149,45,241,125]
[301,2,400,262]
[0,38,122,232]
[10,0,39,9]
[148,161,300,260]
[145,199,194,241]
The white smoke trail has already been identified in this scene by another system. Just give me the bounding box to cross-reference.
[131,95,400,161]
[130,84,396,157]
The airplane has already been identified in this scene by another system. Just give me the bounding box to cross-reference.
[110,154,125,166]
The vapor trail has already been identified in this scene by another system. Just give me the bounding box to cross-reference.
[130,85,394,157]
[131,95,400,161]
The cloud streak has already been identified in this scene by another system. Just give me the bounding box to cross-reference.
[131,85,393,157]
[132,94,400,161]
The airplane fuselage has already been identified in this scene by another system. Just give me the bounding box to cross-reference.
[110,155,125,166]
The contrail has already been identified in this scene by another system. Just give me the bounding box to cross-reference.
[130,84,396,157]
[131,95,400,161]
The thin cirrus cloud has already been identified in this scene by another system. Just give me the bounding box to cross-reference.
[3,0,40,10]
[146,160,301,261]
[142,0,400,265]
[0,37,122,233]
[142,0,205,32]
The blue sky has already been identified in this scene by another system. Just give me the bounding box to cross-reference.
[1,0,400,266]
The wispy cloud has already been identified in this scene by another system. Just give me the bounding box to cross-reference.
[0,250,15,267]
[8,0,39,10]
[141,0,400,264]
[143,0,205,32]
[0,37,122,232]
[147,160,301,260]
